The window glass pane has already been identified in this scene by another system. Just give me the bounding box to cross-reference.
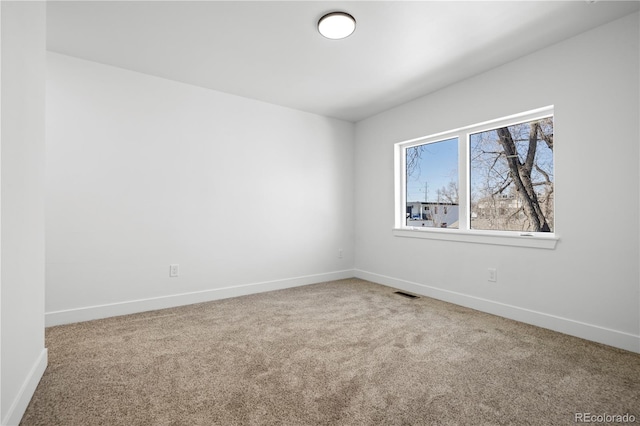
[405,137,459,228]
[469,117,554,232]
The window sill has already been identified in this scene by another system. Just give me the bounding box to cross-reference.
[392,228,559,249]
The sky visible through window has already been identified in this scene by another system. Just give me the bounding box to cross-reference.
[406,138,458,203]
[468,118,554,232]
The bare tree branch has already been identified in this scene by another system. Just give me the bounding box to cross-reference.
[495,126,551,232]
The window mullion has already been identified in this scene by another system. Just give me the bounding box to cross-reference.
[458,133,469,231]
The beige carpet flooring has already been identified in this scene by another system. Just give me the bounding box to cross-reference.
[21,279,640,425]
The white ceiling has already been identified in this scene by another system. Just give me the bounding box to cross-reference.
[47,1,640,122]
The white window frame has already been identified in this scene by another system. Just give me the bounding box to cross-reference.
[393,106,558,249]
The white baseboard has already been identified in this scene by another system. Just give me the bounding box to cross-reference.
[355,269,640,354]
[2,348,48,426]
[45,270,355,327]
[45,268,640,352]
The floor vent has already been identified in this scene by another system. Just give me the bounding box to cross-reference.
[394,291,419,299]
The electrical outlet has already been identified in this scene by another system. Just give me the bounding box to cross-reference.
[338,248,343,259]
[488,268,497,282]
[170,264,179,277]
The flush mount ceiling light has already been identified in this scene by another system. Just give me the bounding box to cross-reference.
[318,12,356,40]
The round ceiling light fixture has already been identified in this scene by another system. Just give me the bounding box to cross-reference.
[318,12,356,40]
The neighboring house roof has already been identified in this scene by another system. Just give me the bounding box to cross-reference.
[407,201,459,206]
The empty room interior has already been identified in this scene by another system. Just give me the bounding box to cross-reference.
[2,1,640,425]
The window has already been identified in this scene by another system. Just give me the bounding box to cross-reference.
[405,137,458,229]
[470,117,553,232]
[394,107,556,248]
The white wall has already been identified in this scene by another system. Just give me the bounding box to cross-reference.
[45,53,355,324]
[44,10,639,354]
[1,2,48,425]
[354,13,640,352]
